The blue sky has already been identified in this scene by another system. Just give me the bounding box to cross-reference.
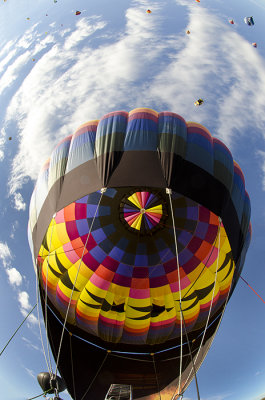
[0,0,265,399]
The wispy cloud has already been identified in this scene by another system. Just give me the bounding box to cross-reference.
[257,151,265,190]
[0,242,37,323]
[18,291,38,325]
[10,220,19,239]
[12,192,26,211]
[22,336,41,352]
[0,241,12,267]
[6,267,23,286]
[23,366,35,379]
[2,0,265,198]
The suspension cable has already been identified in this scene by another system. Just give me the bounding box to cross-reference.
[167,188,183,398]
[44,215,57,375]
[69,332,77,400]
[151,353,161,400]
[80,350,110,400]
[27,390,50,400]
[240,276,265,304]
[181,217,222,393]
[54,188,106,378]
[0,303,37,357]
[35,256,52,374]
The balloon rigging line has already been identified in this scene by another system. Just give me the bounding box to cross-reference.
[151,353,162,400]
[167,188,184,399]
[179,306,201,400]
[27,390,50,400]
[80,351,110,400]
[35,257,52,375]
[54,188,105,379]
[0,303,37,357]
[183,275,234,397]
[69,333,77,400]
[181,217,221,395]
[180,227,224,302]
[44,216,57,375]
[240,276,265,304]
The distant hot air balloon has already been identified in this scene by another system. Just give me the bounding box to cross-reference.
[29,108,251,400]
[252,42,257,47]
[229,19,234,24]
[244,16,254,25]
[194,98,204,106]
[186,30,191,34]
[146,9,152,13]
[75,10,81,15]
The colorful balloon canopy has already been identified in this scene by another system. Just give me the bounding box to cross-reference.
[29,108,251,400]
[244,16,254,26]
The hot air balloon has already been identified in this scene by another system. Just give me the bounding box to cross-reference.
[28,108,251,400]
[194,98,204,106]
[146,9,152,14]
[244,16,254,26]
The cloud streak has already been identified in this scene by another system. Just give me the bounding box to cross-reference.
[2,0,265,200]
[18,291,38,325]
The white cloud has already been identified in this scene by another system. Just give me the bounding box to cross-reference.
[12,192,26,211]
[5,9,164,194]
[63,17,106,50]
[0,51,31,96]
[18,291,32,310]
[22,336,41,352]
[0,241,12,267]
[6,267,23,286]
[257,151,265,190]
[24,366,35,379]
[10,220,19,239]
[149,3,265,147]
[18,291,38,325]
[2,1,265,195]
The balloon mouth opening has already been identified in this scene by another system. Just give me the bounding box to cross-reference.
[119,189,168,235]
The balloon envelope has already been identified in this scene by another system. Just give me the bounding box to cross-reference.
[29,108,251,399]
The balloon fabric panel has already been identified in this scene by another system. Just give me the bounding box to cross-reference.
[38,188,234,345]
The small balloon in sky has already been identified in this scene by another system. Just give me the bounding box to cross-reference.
[75,10,81,15]
[8,137,12,141]
[195,0,200,3]
[194,98,204,106]
[252,42,257,47]
[244,16,254,26]
[186,30,191,34]
[146,9,152,13]
[32,58,35,61]
[229,19,234,24]
[26,17,30,20]
[54,0,57,3]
